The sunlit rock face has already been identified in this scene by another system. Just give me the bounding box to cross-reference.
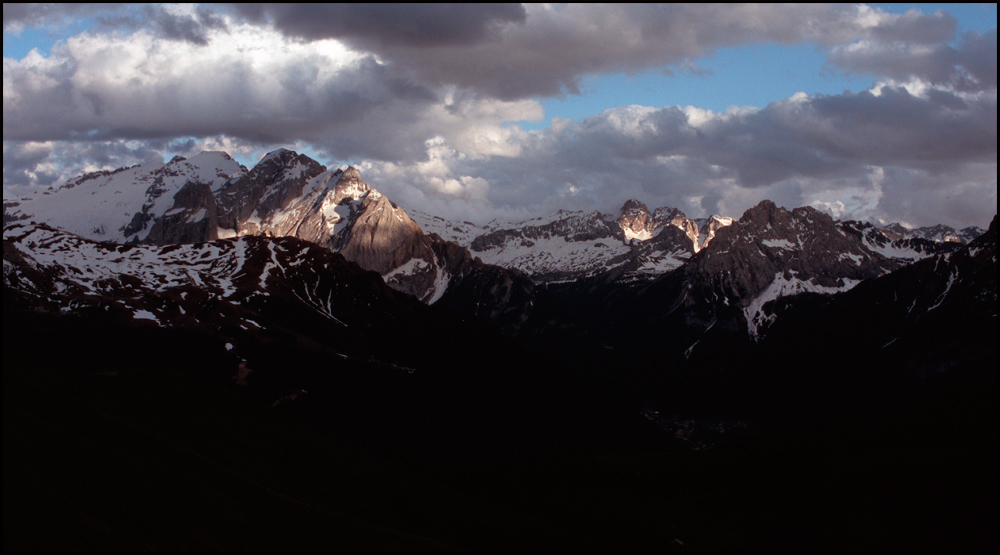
[453,200,714,285]
[6,148,983,339]
[130,150,439,302]
[617,200,700,249]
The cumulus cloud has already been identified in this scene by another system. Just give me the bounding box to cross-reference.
[233,3,965,100]
[96,4,229,46]
[2,13,548,163]
[3,139,168,197]
[536,85,993,189]
[868,8,956,43]
[229,3,527,47]
[355,81,995,227]
[3,4,996,229]
[831,28,997,92]
[870,164,997,229]
[2,20,435,143]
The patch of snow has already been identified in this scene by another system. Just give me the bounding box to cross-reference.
[474,232,631,281]
[623,228,652,242]
[408,210,482,245]
[926,267,958,312]
[762,238,796,249]
[861,234,934,262]
[427,262,451,305]
[744,273,861,339]
[330,203,354,236]
[382,258,430,280]
[684,341,699,360]
[259,148,291,165]
[839,252,864,265]
[6,152,245,244]
[258,241,282,288]
[133,309,159,322]
[635,250,690,274]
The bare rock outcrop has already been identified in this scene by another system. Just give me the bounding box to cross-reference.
[144,181,220,244]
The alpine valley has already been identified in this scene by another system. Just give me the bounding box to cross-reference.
[4,149,997,550]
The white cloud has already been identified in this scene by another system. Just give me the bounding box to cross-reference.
[3,5,995,229]
[354,79,994,228]
[2,18,418,143]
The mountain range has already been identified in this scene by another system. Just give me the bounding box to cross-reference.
[4,148,987,339]
[4,148,996,549]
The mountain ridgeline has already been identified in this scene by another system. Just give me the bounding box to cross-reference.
[4,149,982,356]
[4,148,996,550]
[4,147,995,403]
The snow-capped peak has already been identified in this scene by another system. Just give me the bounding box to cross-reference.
[259,148,295,164]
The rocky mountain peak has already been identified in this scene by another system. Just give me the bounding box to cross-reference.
[620,199,648,214]
[260,147,295,163]
[734,202,832,239]
[340,165,361,180]
[683,200,899,338]
[651,206,698,245]
[977,215,996,244]
[738,199,781,225]
[879,222,985,245]
[332,166,370,204]
[694,215,734,252]
[238,149,320,182]
[959,226,985,243]
[204,150,235,162]
[8,148,989,338]
[880,223,909,240]
[918,224,962,243]
[619,199,649,219]
[617,199,653,241]
[618,200,695,246]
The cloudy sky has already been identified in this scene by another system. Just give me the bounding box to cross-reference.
[3,4,996,228]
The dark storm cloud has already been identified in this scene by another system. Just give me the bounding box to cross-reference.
[3,142,57,192]
[509,85,994,191]
[830,28,997,92]
[863,164,997,229]
[233,4,966,100]
[150,5,227,44]
[4,4,995,228]
[869,8,956,43]
[4,4,227,46]
[957,29,999,90]
[802,87,996,166]
[229,3,526,47]
[361,80,995,226]
[95,5,228,46]
[6,4,987,150]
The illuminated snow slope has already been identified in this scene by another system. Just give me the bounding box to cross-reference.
[6,152,245,243]
[5,149,982,316]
